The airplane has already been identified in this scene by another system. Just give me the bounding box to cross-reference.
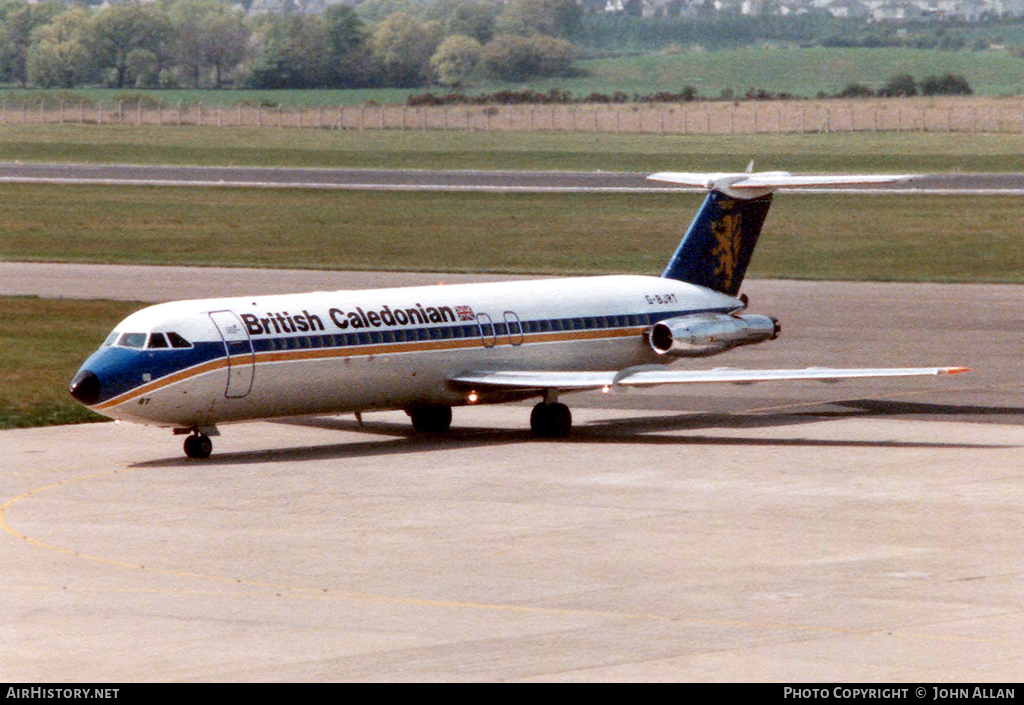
[69,169,969,459]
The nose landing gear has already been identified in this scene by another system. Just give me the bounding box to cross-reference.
[175,425,219,459]
[183,432,213,459]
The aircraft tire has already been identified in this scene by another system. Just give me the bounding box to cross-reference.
[184,434,213,459]
[530,402,572,438]
[410,405,452,434]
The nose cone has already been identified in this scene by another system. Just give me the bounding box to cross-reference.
[69,370,101,406]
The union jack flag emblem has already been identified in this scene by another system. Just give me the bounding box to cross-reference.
[455,305,475,321]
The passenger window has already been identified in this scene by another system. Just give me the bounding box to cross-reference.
[148,333,169,349]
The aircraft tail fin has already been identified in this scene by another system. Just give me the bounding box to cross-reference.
[658,188,772,297]
[648,170,917,297]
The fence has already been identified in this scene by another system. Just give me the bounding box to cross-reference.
[4,99,1024,135]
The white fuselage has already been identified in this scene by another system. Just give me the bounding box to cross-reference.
[77,275,744,429]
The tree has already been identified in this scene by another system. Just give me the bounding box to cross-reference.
[879,73,917,97]
[481,34,538,81]
[92,5,172,88]
[325,4,362,57]
[323,3,368,87]
[203,10,248,88]
[370,13,443,87]
[481,33,576,82]
[530,34,576,76]
[920,73,972,96]
[430,34,482,86]
[0,1,64,87]
[495,0,582,39]
[167,0,249,88]
[837,82,874,98]
[125,48,159,87]
[248,15,333,89]
[426,0,500,44]
[26,7,94,88]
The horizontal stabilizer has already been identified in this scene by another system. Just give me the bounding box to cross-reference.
[648,171,918,199]
[451,366,969,393]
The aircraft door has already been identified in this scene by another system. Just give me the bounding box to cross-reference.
[208,310,255,398]
[504,311,523,346]
[476,313,496,348]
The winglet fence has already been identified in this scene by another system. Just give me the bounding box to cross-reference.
[4,99,1024,135]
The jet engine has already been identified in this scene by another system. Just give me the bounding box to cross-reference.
[648,313,780,357]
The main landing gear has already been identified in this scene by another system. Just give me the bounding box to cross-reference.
[530,401,572,438]
[408,405,453,434]
[405,398,573,438]
[182,431,213,459]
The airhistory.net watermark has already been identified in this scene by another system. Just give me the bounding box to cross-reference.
[6,689,118,700]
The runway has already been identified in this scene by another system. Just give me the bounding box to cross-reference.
[3,263,1023,680]
[1,162,1023,193]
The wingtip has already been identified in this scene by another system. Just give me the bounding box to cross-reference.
[942,366,972,375]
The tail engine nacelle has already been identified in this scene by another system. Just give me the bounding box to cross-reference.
[649,313,780,357]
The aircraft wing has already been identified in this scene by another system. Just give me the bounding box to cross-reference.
[451,366,969,392]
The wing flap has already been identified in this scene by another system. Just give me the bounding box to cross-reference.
[451,366,969,392]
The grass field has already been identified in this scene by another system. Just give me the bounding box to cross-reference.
[0,297,143,429]
[575,48,1024,99]
[2,124,1024,173]
[2,184,1021,283]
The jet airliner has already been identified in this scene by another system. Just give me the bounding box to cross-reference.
[69,169,968,458]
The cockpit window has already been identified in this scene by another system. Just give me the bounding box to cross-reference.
[167,332,192,349]
[117,333,147,348]
[102,332,119,347]
[113,331,191,349]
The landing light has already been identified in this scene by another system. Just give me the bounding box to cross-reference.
[602,385,610,394]
[468,392,479,403]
